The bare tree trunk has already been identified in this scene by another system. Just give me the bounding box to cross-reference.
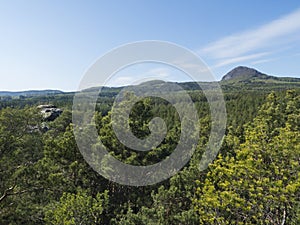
[281,209,286,225]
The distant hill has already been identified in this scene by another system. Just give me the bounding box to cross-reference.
[221,66,300,83]
[0,90,64,97]
[219,66,300,91]
[1,67,300,97]
[221,66,268,81]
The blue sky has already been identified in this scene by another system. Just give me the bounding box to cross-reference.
[1,0,300,91]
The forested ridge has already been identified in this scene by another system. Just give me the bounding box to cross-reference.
[0,79,299,224]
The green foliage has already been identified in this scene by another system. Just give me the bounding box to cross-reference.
[194,91,300,224]
[0,107,44,224]
[0,86,299,224]
[45,189,109,225]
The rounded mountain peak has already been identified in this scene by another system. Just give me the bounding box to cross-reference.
[222,66,266,81]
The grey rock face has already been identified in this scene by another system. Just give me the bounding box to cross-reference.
[38,105,63,121]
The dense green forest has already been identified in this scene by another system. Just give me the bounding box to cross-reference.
[0,78,299,224]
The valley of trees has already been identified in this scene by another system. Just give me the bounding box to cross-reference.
[0,82,299,224]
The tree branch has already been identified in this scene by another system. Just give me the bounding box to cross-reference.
[0,185,16,203]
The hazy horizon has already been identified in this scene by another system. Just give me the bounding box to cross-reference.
[1,65,300,93]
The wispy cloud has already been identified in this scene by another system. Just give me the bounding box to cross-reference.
[214,52,270,68]
[250,58,277,66]
[105,66,173,87]
[106,76,136,87]
[200,8,300,67]
[144,68,171,78]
